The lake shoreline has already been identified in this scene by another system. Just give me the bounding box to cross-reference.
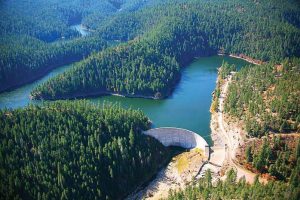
[31,72,182,101]
[208,65,268,184]
[30,50,216,101]
[218,53,265,65]
[31,91,160,101]
[0,60,77,94]
[0,52,109,94]
[2,51,263,97]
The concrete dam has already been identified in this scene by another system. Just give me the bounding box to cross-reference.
[143,127,210,158]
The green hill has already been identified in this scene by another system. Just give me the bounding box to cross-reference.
[0,101,174,199]
[30,0,300,100]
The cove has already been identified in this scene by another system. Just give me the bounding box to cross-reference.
[0,56,249,144]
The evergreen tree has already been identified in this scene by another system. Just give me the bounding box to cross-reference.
[245,146,253,163]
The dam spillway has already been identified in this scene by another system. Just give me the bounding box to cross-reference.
[143,127,210,158]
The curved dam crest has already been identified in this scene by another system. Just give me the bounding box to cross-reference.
[144,127,210,158]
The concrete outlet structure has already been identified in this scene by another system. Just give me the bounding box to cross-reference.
[144,127,210,158]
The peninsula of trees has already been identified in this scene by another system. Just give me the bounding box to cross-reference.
[19,0,300,99]
[0,0,300,199]
[0,0,164,92]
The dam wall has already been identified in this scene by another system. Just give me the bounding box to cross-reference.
[143,127,209,158]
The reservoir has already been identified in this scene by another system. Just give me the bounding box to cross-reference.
[0,56,249,144]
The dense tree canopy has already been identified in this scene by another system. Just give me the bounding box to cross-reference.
[31,40,180,99]
[0,0,117,42]
[0,101,174,199]
[0,0,167,92]
[0,1,299,199]
[0,35,108,92]
[166,169,299,200]
[224,58,300,137]
[30,0,300,100]
[238,136,300,183]
[1,0,300,95]
[201,52,299,200]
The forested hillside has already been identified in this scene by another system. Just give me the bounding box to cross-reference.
[224,58,300,137]
[165,59,300,200]
[0,1,300,199]
[166,169,299,199]
[0,35,107,92]
[31,0,300,100]
[0,101,174,199]
[0,0,166,92]
[0,0,113,92]
[31,41,180,99]
[198,58,300,200]
[237,135,300,183]
[221,58,300,194]
[1,0,120,42]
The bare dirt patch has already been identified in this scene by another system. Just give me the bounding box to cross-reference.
[127,149,206,200]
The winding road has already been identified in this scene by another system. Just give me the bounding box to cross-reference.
[218,74,261,183]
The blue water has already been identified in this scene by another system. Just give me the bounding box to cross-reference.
[0,55,250,144]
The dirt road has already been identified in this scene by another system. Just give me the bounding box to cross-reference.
[217,75,261,183]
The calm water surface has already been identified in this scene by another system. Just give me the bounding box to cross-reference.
[0,64,71,108]
[0,56,249,144]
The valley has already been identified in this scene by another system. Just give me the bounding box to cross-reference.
[0,0,299,199]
